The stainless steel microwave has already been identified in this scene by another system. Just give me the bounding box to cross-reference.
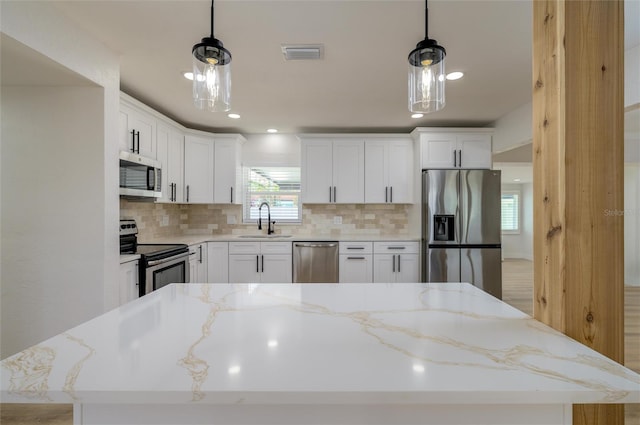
[119,151,162,199]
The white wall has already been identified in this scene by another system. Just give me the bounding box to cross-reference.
[501,183,533,260]
[625,44,640,107]
[1,2,120,358]
[1,87,106,356]
[625,164,640,286]
[242,134,301,167]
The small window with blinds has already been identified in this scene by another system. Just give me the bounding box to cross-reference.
[243,167,302,223]
[501,191,520,234]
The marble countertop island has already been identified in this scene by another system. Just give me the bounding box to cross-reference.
[2,282,639,425]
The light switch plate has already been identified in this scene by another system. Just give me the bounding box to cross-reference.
[227,215,237,225]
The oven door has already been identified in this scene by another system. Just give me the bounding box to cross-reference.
[143,252,190,296]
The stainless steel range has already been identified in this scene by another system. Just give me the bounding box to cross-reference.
[120,219,189,297]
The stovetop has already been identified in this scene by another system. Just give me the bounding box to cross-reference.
[120,219,188,259]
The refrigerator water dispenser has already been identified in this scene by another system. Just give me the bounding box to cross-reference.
[434,215,455,241]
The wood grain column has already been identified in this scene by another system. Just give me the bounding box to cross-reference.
[532,0,624,424]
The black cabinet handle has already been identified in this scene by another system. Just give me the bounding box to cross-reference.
[186,185,190,203]
[390,187,393,203]
[261,255,264,273]
[130,129,136,152]
[256,255,259,273]
[333,186,336,203]
[347,256,365,260]
[198,245,203,263]
[329,187,332,203]
[230,187,234,203]
[392,255,395,272]
[385,186,388,203]
[458,150,462,168]
[397,255,401,273]
[346,247,364,250]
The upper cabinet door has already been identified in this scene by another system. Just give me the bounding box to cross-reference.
[364,141,388,203]
[386,139,414,203]
[213,137,242,204]
[184,135,214,203]
[332,139,364,203]
[421,134,457,169]
[119,104,156,158]
[301,138,333,203]
[156,123,184,203]
[457,134,492,169]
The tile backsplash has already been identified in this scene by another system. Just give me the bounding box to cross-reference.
[121,200,414,240]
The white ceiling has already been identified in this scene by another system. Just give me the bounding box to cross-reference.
[4,1,639,136]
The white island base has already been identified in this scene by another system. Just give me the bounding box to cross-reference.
[77,403,572,425]
[3,283,637,425]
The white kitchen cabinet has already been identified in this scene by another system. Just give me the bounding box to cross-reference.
[213,135,244,204]
[228,241,292,283]
[188,243,208,283]
[207,242,229,283]
[300,137,365,203]
[184,134,215,204]
[372,241,420,283]
[119,102,156,158]
[364,138,414,203]
[416,130,492,169]
[119,259,139,305]
[156,122,184,203]
[339,241,373,283]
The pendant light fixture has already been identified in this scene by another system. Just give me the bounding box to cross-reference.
[408,0,446,113]
[192,0,231,112]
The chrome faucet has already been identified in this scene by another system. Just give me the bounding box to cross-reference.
[258,202,275,235]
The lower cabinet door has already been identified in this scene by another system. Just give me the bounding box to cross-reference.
[373,254,396,283]
[229,255,261,283]
[260,254,292,283]
[119,260,139,305]
[339,255,373,283]
[207,242,229,283]
[396,254,420,283]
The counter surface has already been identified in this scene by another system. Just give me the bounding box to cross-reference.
[139,234,420,246]
[2,283,638,406]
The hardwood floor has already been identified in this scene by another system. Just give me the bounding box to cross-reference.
[2,261,639,424]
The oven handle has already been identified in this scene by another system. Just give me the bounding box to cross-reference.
[146,252,190,267]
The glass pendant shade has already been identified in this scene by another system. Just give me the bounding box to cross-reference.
[408,40,446,113]
[192,37,231,112]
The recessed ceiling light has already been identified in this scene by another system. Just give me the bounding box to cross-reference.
[411,113,424,119]
[446,71,464,81]
[228,113,241,119]
[267,128,278,133]
[183,71,205,82]
[513,178,521,182]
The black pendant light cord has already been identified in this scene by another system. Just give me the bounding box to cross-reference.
[210,0,215,38]
[424,0,429,39]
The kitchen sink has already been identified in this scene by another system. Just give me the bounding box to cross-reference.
[237,235,292,239]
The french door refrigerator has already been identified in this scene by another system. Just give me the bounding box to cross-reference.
[422,169,502,299]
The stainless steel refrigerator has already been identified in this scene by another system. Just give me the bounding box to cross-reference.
[422,169,502,299]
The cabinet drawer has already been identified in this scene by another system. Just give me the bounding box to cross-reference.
[229,241,261,254]
[373,241,419,254]
[260,242,292,255]
[339,241,373,254]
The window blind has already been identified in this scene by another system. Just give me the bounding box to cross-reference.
[501,192,520,233]
[243,167,301,223]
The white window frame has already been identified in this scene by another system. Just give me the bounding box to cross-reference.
[243,166,302,224]
[501,190,521,234]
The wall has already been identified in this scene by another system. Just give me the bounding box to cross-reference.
[501,183,533,260]
[121,200,412,241]
[1,87,106,358]
[624,164,640,286]
[0,2,120,358]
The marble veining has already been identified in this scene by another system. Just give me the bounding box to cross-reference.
[1,282,639,406]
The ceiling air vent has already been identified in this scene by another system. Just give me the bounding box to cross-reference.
[281,44,324,61]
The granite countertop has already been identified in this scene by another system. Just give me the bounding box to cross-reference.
[138,234,421,246]
[2,282,639,406]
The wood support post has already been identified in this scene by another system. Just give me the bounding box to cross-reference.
[533,0,625,423]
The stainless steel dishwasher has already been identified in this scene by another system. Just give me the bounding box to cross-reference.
[293,242,339,283]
